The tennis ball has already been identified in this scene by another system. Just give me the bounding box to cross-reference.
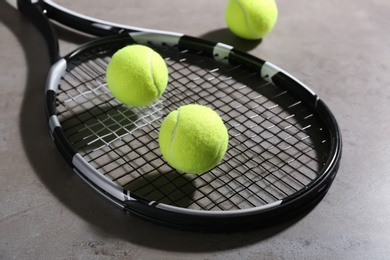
[225,0,278,40]
[159,104,229,174]
[106,44,168,107]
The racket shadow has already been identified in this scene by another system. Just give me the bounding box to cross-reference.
[4,1,314,252]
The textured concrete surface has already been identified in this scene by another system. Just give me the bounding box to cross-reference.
[1,0,390,259]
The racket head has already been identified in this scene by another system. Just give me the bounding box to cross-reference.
[20,0,342,231]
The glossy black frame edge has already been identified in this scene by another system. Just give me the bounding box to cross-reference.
[18,0,343,232]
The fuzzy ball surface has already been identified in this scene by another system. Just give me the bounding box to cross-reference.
[225,0,278,40]
[106,44,168,107]
[159,104,229,174]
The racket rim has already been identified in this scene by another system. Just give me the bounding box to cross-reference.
[45,33,342,213]
[19,0,343,231]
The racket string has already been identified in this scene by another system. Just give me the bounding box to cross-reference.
[56,42,330,211]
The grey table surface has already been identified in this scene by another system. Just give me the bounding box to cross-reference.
[1,0,389,259]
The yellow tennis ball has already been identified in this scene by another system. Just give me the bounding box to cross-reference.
[225,0,278,40]
[159,104,229,174]
[106,44,168,107]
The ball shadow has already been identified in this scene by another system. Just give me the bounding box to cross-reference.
[124,171,197,208]
[200,28,262,52]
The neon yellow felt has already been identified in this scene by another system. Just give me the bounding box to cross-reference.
[106,44,168,107]
[159,104,229,174]
[225,0,278,40]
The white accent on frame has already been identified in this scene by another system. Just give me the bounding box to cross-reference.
[213,42,233,64]
[46,58,67,92]
[72,153,130,202]
[48,115,60,133]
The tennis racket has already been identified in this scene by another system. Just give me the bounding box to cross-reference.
[17,0,342,231]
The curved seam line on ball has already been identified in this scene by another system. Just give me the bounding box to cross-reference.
[148,50,160,98]
[169,110,180,169]
[232,0,262,38]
